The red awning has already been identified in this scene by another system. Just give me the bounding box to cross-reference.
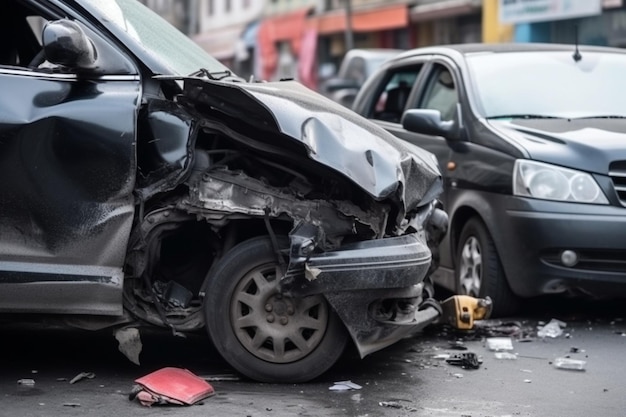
[258,8,311,80]
[313,4,408,35]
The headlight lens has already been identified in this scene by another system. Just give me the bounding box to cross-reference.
[513,160,608,204]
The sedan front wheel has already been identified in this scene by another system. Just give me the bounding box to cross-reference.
[204,236,348,383]
[455,217,519,317]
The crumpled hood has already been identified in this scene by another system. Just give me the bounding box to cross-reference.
[182,78,442,212]
[487,118,626,174]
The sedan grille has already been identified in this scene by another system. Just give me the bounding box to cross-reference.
[609,161,626,206]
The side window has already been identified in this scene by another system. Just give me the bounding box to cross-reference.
[371,66,423,123]
[419,64,458,121]
[0,3,48,68]
[0,0,136,75]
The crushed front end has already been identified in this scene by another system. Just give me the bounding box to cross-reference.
[176,78,449,357]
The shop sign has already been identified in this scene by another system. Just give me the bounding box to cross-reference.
[499,0,602,24]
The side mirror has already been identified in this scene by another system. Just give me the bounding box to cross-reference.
[42,20,96,69]
[401,109,460,140]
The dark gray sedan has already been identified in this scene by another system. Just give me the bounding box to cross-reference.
[353,43,626,316]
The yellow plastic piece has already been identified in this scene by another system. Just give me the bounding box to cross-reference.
[441,295,493,330]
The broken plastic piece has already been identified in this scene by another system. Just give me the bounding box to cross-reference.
[17,378,35,386]
[486,337,514,351]
[379,401,403,409]
[494,352,518,360]
[329,380,362,391]
[440,295,492,330]
[163,281,193,308]
[537,318,566,338]
[553,357,586,371]
[446,352,482,369]
[115,327,142,365]
[131,367,215,406]
[69,372,95,384]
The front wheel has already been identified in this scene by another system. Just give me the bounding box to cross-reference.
[204,236,348,383]
[455,217,520,317]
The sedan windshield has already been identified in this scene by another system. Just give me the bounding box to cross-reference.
[79,0,229,76]
[466,51,626,119]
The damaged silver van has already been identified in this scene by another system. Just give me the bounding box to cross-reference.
[0,0,448,382]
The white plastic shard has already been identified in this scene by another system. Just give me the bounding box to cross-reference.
[115,327,143,365]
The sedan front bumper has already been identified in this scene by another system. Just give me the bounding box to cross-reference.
[487,195,626,298]
[282,231,439,357]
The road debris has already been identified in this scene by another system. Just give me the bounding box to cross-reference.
[494,352,518,360]
[537,318,566,338]
[70,372,95,384]
[486,337,514,351]
[130,367,215,406]
[446,352,482,369]
[329,380,362,391]
[63,403,81,407]
[17,378,35,386]
[472,319,531,338]
[447,341,468,350]
[115,327,142,365]
[379,401,403,409]
[553,357,586,371]
[200,373,241,382]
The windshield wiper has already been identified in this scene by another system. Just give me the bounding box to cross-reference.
[487,114,562,120]
[573,115,626,119]
[189,68,235,81]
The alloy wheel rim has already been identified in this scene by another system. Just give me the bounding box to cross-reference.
[230,263,328,363]
[459,236,482,296]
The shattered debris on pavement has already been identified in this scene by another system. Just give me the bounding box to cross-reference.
[69,372,95,384]
[115,327,142,366]
[537,318,567,338]
[445,352,482,369]
[329,381,362,391]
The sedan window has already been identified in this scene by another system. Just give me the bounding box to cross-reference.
[0,4,47,68]
[419,64,458,122]
[371,66,422,123]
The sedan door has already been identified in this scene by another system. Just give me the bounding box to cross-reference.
[355,57,464,274]
[0,1,141,315]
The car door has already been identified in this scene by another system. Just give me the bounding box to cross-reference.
[359,57,464,272]
[0,1,141,315]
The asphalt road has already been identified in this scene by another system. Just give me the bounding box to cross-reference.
[1,296,625,417]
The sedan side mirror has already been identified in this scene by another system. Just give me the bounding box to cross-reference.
[42,20,97,69]
[401,109,460,140]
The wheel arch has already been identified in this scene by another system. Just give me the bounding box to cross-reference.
[447,191,505,274]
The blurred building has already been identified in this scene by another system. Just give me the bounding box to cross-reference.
[192,0,265,71]
[141,0,626,91]
[138,0,196,34]
[496,0,626,47]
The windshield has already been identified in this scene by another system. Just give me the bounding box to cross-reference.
[79,0,229,76]
[466,51,626,119]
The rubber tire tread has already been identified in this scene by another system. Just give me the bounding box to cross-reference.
[204,236,348,383]
[456,217,520,317]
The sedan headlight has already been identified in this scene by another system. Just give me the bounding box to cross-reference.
[513,160,608,204]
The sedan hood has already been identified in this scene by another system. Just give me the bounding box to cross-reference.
[487,119,626,174]
[182,78,442,212]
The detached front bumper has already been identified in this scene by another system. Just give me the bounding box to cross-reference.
[281,231,440,357]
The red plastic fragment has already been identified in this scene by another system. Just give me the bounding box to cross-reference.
[133,367,215,406]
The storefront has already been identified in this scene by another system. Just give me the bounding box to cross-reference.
[502,0,626,47]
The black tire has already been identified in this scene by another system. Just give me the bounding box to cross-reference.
[455,217,520,317]
[204,236,348,383]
